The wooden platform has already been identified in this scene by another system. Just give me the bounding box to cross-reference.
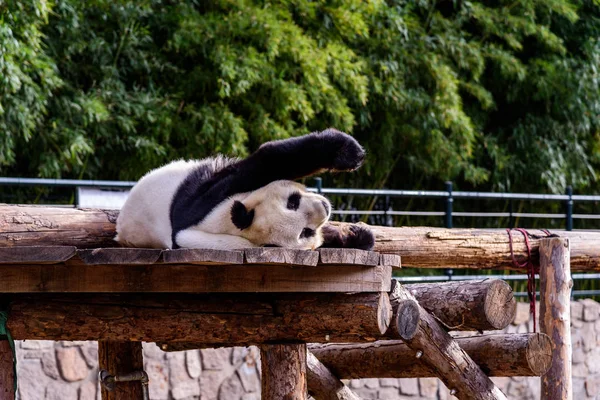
[0,247,399,293]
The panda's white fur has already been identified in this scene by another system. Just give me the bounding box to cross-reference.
[115,128,373,251]
[116,158,331,250]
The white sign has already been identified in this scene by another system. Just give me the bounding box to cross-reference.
[77,187,130,209]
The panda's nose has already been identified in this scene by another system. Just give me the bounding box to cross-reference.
[321,200,331,215]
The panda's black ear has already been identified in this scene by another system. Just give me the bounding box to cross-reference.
[231,201,255,230]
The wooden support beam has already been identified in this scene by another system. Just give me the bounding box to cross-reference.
[405,279,516,331]
[540,237,572,400]
[389,281,507,400]
[7,292,391,345]
[0,341,14,400]
[2,204,599,270]
[307,351,360,400]
[308,333,553,379]
[98,341,144,400]
[0,262,391,293]
[260,344,307,400]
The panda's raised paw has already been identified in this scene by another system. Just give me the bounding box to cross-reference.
[316,128,365,172]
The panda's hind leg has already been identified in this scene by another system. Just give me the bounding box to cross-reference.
[175,229,257,250]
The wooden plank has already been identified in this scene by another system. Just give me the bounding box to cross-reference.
[0,246,76,264]
[161,248,243,265]
[244,248,319,266]
[0,263,392,293]
[76,248,161,265]
[379,253,401,268]
[318,248,379,266]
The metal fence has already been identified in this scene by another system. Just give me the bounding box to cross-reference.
[3,176,600,230]
[2,176,600,297]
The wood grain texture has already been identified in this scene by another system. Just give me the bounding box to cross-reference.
[540,237,572,400]
[0,246,75,264]
[318,248,379,266]
[76,248,161,265]
[98,341,144,400]
[307,351,360,400]
[0,263,391,293]
[244,248,319,266]
[8,292,391,345]
[368,224,600,271]
[161,248,244,265]
[261,344,307,400]
[308,333,552,379]
[379,253,401,268]
[0,341,14,400]
[389,280,507,400]
[0,205,118,248]
[405,279,516,331]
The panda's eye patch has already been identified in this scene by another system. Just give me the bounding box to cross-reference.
[287,192,301,210]
[300,228,315,239]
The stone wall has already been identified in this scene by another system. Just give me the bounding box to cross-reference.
[12,299,600,399]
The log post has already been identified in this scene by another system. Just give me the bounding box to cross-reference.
[260,344,307,400]
[390,280,507,400]
[0,341,14,400]
[98,341,144,400]
[540,237,572,400]
[405,279,516,331]
[307,351,360,400]
[308,333,553,379]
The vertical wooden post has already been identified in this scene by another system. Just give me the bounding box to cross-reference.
[98,341,144,400]
[540,237,572,400]
[0,341,14,400]
[260,343,307,400]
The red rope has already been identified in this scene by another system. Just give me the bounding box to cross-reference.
[506,228,537,332]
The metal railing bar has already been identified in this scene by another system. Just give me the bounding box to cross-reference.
[0,177,136,188]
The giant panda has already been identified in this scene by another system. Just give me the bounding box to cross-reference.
[115,128,375,251]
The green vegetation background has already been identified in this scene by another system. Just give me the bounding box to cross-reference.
[3,0,600,192]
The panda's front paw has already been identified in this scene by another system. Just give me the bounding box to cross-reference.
[344,223,375,251]
[320,222,375,251]
[317,128,365,171]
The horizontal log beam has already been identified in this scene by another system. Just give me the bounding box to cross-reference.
[7,293,391,345]
[405,279,516,331]
[2,205,599,271]
[369,224,600,271]
[308,333,553,379]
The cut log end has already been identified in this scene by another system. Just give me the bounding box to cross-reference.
[527,333,553,376]
[395,299,420,340]
[484,280,517,330]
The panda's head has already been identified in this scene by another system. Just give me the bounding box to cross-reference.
[230,181,331,250]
